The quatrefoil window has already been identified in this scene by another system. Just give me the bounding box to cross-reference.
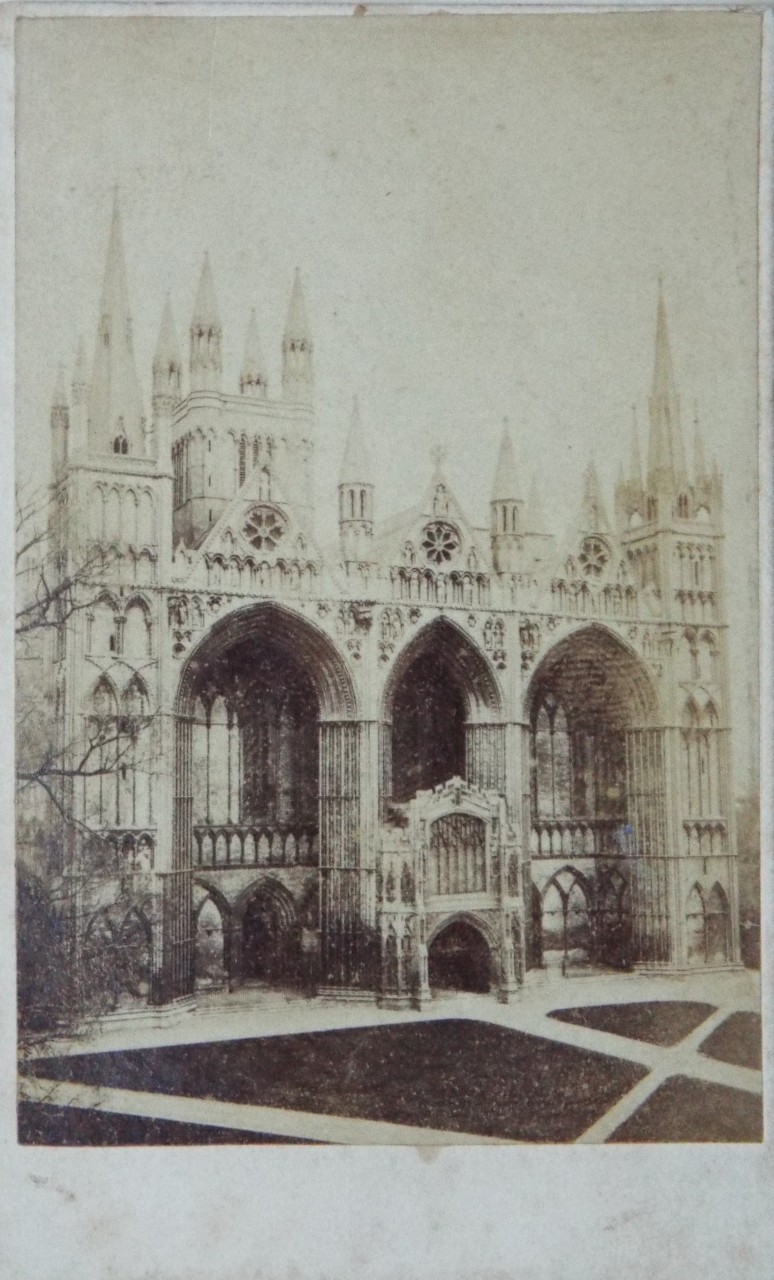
[421,521,460,565]
[578,536,609,578]
[243,505,286,551]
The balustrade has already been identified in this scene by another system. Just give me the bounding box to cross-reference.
[193,821,318,868]
[530,817,628,860]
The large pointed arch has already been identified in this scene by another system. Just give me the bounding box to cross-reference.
[382,615,503,724]
[380,616,505,804]
[177,601,356,721]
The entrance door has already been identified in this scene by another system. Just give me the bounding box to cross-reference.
[242,887,298,984]
[428,920,491,993]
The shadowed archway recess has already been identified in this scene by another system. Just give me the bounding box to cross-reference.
[382,617,506,806]
[159,604,369,1005]
[525,625,667,969]
[427,917,493,994]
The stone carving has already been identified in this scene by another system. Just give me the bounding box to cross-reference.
[519,617,541,671]
[484,616,507,670]
[379,606,405,662]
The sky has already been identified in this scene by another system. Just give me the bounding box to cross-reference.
[15,12,762,786]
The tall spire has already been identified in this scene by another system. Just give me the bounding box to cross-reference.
[282,269,314,402]
[693,403,707,483]
[88,190,145,455]
[240,308,267,397]
[579,457,611,533]
[153,294,182,407]
[339,396,372,484]
[629,406,643,490]
[647,281,687,490]
[190,253,222,392]
[491,417,520,501]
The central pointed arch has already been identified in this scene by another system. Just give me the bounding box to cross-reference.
[381,617,505,805]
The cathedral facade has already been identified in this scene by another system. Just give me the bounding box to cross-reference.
[42,198,740,1014]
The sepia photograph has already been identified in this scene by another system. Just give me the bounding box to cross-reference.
[13,9,764,1161]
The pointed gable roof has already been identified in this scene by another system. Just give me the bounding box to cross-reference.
[579,458,611,534]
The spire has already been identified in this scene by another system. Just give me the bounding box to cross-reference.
[339,396,373,485]
[192,252,220,329]
[282,269,314,402]
[693,403,707,483]
[284,268,310,343]
[153,294,182,407]
[579,457,611,533]
[240,308,267,397]
[525,472,545,534]
[647,281,687,490]
[190,253,222,392]
[491,418,520,501]
[88,190,145,455]
[629,407,643,490]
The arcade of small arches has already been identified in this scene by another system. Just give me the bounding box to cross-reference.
[74,604,737,1007]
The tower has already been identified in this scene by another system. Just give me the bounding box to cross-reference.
[189,253,222,393]
[282,269,313,403]
[490,418,523,573]
[88,191,146,457]
[338,396,374,561]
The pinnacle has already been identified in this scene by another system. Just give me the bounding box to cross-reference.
[629,408,643,489]
[580,456,611,532]
[192,252,221,330]
[284,268,311,343]
[339,395,373,485]
[154,293,181,372]
[491,417,520,501]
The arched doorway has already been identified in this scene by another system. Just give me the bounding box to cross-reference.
[383,618,503,806]
[540,868,593,971]
[526,625,662,967]
[170,604,364,1001]
[193,882,229,988]
[240,881,299,985]
[686,882,730,966]
[428,918,492,993]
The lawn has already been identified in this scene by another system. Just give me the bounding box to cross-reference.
[547,1001,716,1046]
[25,1019,647,1143]
[698,1011,762,1071]
[18,1102,313,1145]
[607,1075,763,1143]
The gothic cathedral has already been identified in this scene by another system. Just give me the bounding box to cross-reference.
[44,197,740,1013]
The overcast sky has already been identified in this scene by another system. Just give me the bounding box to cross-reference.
[15,13,762,786]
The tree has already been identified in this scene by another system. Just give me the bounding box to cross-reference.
[16,481,158,1040]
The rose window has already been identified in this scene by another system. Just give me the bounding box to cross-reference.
[243,505,286,551]
[421,521,460,565]
[578,537,609,578]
